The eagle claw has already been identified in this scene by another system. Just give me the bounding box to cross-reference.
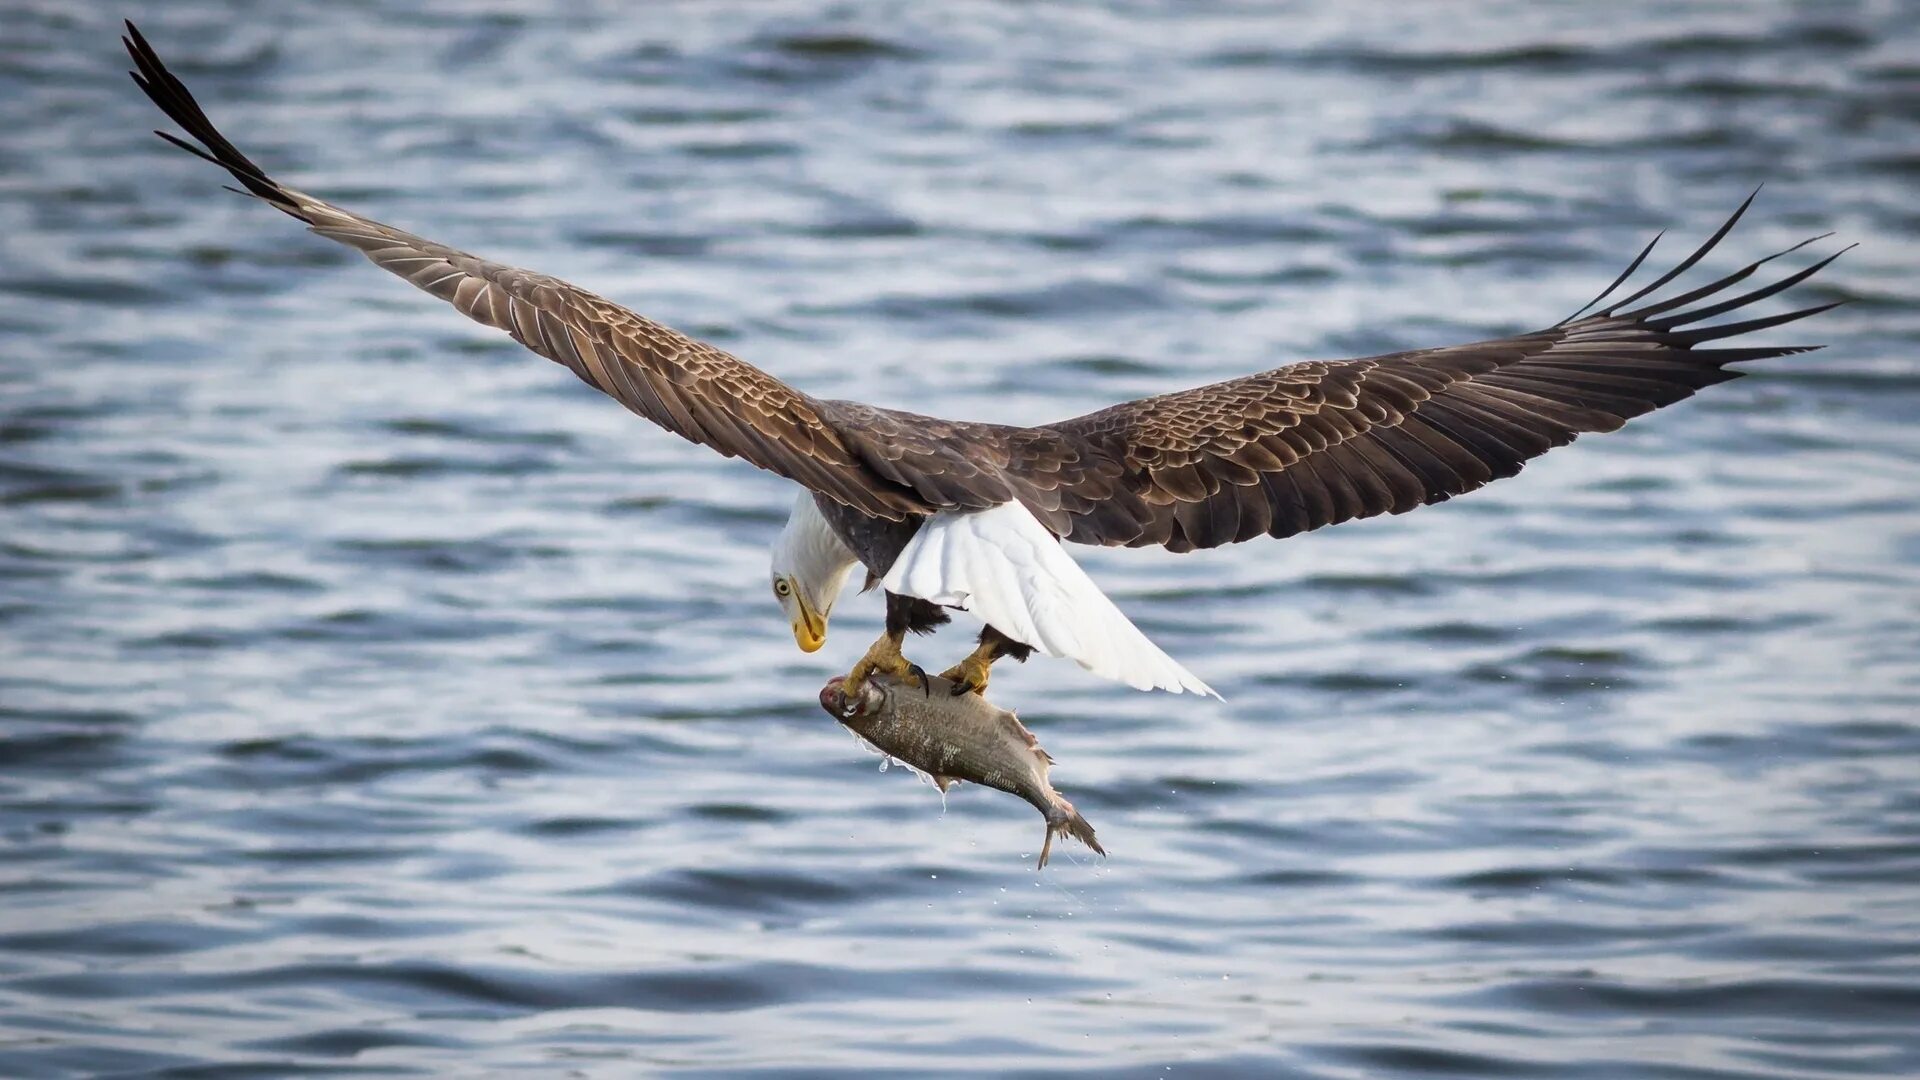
[846,633,927,698]
[939,654,993,697]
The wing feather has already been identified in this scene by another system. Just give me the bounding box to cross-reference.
[1023,195,1842,549]
[128,23,1844,557]
[125,22,928,521]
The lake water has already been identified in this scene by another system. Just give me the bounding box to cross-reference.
[3,2,1917,1076]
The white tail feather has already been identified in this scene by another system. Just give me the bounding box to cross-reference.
[882,503,1218,697]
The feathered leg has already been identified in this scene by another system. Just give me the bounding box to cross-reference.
[844,592,946,697]
[940,625,1035,697]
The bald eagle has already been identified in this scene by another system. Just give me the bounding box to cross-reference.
[126,23,1842,701]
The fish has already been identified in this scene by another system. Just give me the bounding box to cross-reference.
[819,673,1105,868]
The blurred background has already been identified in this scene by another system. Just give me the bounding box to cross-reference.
[2,1,1916,1076]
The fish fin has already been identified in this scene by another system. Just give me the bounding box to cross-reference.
[999,709,1057,771]
[1039,796,1104,869]
[1006,712,1045,755]
[932,775,955,793]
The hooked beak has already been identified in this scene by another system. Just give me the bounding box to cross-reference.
[791,597,827,653]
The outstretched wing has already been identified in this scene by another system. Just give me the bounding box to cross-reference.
[125,22,931,521]
[1026,194,1845,551]
[129,22,1845,550]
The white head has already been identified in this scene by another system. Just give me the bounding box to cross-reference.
[769,493,859,653]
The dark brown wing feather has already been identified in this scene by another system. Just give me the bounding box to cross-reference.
[1025,193,1844,551]
[126,22,942,521]
[129,24,1842,548]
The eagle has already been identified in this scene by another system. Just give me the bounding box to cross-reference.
[125,23,1842,702]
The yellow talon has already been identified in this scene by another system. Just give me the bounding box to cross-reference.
[939,648,996,697]
[845,633,924,697]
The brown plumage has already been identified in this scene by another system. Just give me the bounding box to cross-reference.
[126,22,1843,557]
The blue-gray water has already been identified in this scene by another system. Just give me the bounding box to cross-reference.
[3,2,1918,1076]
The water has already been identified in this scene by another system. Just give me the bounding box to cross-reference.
[3,2,1917,1076]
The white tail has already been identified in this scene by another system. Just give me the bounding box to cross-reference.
[882,502,1218,698]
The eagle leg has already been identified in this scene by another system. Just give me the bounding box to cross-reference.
[940,650,994,697]
[845,632,927,698]
[845,592,936,698]
[939,625,1035,696]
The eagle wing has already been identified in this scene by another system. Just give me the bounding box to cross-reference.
[1022,194,1844,551]
[126,22,942,522]
[131,24,1843,554]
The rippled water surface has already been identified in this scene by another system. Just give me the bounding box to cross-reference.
[4,2,1919,1076]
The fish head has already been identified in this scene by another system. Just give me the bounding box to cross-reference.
[819,675,880,720]
[819,676,847,715]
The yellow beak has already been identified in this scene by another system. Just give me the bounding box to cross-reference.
[791,598,827,653]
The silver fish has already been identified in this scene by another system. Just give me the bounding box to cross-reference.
[820,673,1105,868]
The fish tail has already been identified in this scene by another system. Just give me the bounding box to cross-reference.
[1038,796,1104,869]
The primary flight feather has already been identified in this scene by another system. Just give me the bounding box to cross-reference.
[125,21,1842,701]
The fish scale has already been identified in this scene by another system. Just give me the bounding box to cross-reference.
[820,674,1105,869]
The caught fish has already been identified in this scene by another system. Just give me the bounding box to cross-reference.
[820,673,1105,868]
